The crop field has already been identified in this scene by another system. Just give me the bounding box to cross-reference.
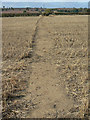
[2,15,89,118]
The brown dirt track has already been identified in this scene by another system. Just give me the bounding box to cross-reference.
[2,15,89,118]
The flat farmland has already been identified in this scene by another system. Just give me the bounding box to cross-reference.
[2,16,89,118]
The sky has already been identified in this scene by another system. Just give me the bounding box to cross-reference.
[1,0,89,8]
[1,0,90,2]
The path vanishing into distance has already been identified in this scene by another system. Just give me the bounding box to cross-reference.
[25,16,74,118]
[2,16,88,118]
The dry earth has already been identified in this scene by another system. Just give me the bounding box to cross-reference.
[2,15,89,118]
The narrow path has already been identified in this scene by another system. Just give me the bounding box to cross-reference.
[20,17,43,60]
[32,17,43,42]
[24,17,75,118]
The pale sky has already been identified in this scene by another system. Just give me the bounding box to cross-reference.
[2,0,90,2]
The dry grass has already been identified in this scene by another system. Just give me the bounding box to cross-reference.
[2,16,89,118]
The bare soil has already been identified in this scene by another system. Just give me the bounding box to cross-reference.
[2,16,89,118]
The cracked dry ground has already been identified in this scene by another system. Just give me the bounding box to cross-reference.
[2,16,89,118]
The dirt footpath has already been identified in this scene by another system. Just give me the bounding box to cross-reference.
[2,16,89,118]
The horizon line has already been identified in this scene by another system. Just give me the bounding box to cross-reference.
[2,1,89,2]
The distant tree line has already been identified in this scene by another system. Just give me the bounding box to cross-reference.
[2,7,14,11]
[2,13,41,17]
[1,7,90,17]
[42,8,89,16]
[56,8,88,13]
[53,12,89,15]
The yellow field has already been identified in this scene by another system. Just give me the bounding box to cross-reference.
[2,16,89,118]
